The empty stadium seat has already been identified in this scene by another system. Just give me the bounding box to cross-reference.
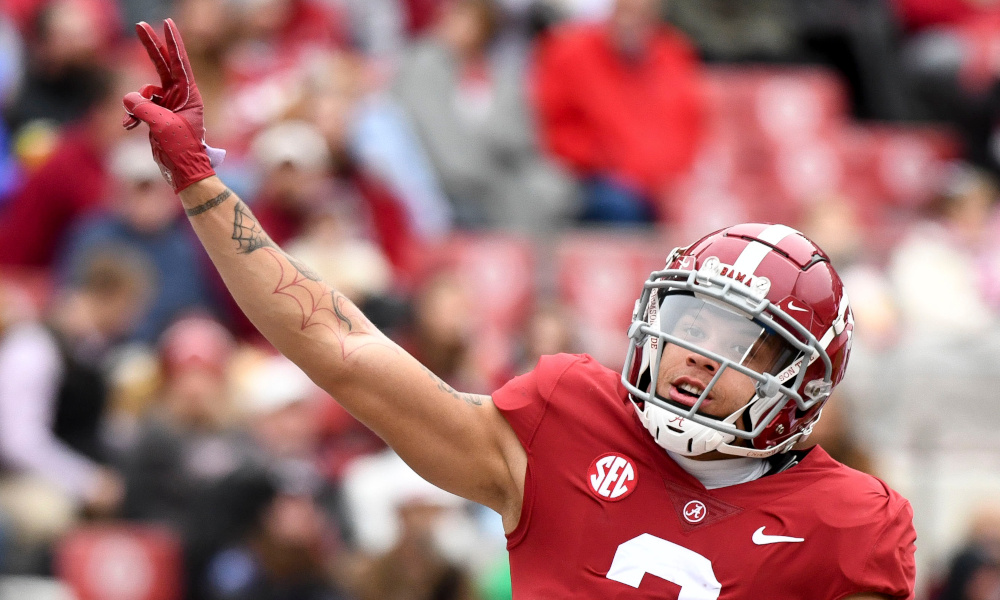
[704,66,849,147]
[56,524,183,600]
[556,233,668,368]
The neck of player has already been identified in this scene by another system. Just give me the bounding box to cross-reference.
[667,451,769,489]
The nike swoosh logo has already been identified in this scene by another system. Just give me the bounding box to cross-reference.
[752,526,805,545]
[786,301,808,313]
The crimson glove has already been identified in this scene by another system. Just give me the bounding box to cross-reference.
[122,19,224,191]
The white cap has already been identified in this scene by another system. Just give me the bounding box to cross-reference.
[110,138,163,183]
[243,354,319,415]
[250,120,331,173]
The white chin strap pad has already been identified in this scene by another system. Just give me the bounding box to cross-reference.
[634,402,735,456]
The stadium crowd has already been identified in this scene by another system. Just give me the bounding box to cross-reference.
[2,0,1000,598]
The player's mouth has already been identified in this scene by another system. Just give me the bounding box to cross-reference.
[668,378,712,409]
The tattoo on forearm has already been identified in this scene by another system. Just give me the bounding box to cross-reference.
[263,250,393,359]
[331,291,353,332]
[185,189,232,216]
[418,363,486,406]
[283,252,321,282]
[231,201,271,254]
[228,200,320,281]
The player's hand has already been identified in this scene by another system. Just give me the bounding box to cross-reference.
[122,18,224,191]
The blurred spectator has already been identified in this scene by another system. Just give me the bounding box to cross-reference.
[352,497,478,600]
[796,391,876,476]
[531,0,706,222]
[798,193,901,349]
[57,138,222,344]
[0,252,146,569]
[888,164,1000,336]
[219,0,348,139]
[204,479,352,600]
[242,119,416,335]
[793,0,912,121]
[3,0,120,134]
[170,0,235,143]
[931,504,1000,600]
[248,120,333,247]
[210,355,353,599]
[301,51,452,246]
[121,316,273,599]
[667,0,800,63]
[503,299,576,382]
[394,0,578,231]
[241,355,354,519]
[0,15,24,103]
[240,354,325,464]
[256,114,420,281]
[904,12,1000,175]
[340,451,485,600]
[0,65,137,267]
[400,270,489,393]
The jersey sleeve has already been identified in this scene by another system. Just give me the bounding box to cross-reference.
[841,489,917,599]
[491,353,582,451]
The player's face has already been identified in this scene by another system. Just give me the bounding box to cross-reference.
[654,299,787,421]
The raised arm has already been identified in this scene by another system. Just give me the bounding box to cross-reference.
[122,20,526,531]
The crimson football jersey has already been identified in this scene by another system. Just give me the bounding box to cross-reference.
[492,354,916,599]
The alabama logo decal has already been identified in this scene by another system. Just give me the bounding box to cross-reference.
[587,452,638,501]
[682,500,707,524]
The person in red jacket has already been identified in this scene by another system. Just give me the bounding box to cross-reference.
[0,66,133,267]
[531,0,706,223]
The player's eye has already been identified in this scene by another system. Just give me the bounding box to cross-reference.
[732,343,751,356]
[681,326,706,341]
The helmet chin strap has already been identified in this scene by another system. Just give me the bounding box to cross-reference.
[633,395,801,459]
[633,401,735,456]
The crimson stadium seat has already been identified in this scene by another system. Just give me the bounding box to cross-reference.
[704,66,849,148]
[952,13,1000,91]
[838,125,960,209]
[55,524,183,600]
[556,233,668,368]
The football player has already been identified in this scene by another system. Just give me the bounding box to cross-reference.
[122,20,916,599]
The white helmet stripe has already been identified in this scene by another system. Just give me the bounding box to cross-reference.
[816,293,851,353]
[731,224,799,276]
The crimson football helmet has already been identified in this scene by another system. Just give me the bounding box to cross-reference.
[622,223,854,458]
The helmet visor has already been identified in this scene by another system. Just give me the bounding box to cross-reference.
[648,294,799,415]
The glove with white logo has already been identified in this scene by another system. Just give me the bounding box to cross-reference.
[122,19,225,192]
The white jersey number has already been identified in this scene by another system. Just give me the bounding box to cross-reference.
[607,533,721,599]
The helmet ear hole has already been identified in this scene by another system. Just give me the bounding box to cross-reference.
[637,368,651,396]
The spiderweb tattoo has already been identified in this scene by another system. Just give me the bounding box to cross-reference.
[229,201,321,281]
[259,248,389,360]
[228,199,391,359]
[232,202,271,254]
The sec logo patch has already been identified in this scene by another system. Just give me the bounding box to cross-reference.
[587,453,637,501]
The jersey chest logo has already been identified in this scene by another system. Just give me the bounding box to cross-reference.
[587,453,638,501]
[682,500,707,524]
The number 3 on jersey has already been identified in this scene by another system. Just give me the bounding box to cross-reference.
[607,534,721,599]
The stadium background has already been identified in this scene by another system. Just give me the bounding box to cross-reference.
[1,0,999,597]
